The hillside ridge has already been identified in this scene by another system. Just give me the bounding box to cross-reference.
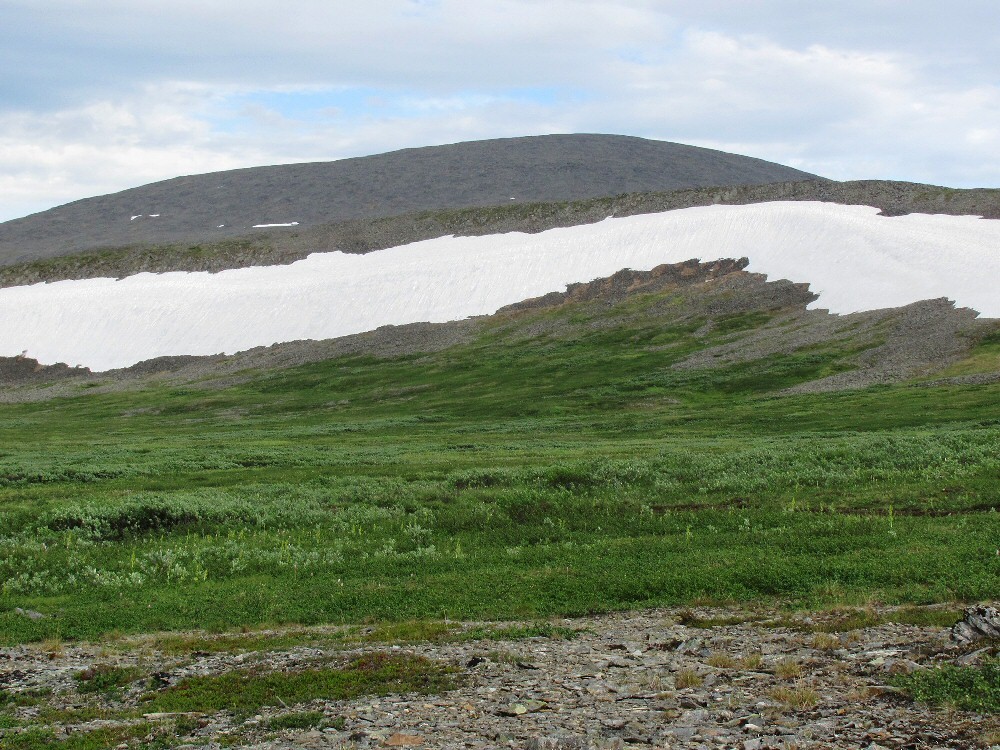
[1,257,993,400]
[2,178,997,289]
[0,134,820,266]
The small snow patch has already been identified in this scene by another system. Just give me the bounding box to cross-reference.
[252,222,299,228]
[130,215,142,221]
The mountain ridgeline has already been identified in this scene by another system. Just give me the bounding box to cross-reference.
[0,134,820,267]
[2,178,1000,289]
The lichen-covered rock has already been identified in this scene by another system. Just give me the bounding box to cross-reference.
[952,605,1000,645]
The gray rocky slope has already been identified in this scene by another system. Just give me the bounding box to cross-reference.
[0,134,821,266]
[1,178,998,289]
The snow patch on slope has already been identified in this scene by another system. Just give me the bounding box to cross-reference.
[1,202,997,372]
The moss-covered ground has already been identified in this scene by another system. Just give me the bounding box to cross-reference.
[2,286,999,645]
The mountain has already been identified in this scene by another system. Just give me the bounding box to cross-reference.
[1,133,998,389]
[0,134,821,266]
[1,178,998,290]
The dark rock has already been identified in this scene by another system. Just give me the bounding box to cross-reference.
[954,647,993,666]
[951,605,1000,645]
[525,737,590,750]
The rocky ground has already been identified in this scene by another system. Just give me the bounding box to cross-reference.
[2,604,998,749]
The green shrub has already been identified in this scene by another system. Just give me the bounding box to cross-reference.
[74,665,143,694]
[893,660,1000,712]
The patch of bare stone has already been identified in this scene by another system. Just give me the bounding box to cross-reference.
[2,604,1000,749]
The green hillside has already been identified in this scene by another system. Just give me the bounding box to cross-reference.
[1,262,999,644]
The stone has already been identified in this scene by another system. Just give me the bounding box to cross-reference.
[666,727,697,741]
[678,709,711,725]
[954,647,992,666]
[384,733,424,747]
[878,657,921,675]
[0,603,991,750]
[951,605,1000,645]
[525,737,590,750]
[498,703,529,716]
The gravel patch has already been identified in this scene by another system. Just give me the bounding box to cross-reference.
[1,604,995,749]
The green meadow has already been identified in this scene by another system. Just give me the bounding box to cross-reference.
[2,288,999,645]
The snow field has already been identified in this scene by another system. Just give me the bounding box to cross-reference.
[1,201,998,372]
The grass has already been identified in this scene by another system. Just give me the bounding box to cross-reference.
[74,665,143,694]
[677,610,766,629]
[142,629,350,655]
[266,711,344,731]
[769,684,821,710]
[133,619,582,656]
[774,659,803,679]
[934,329,1000,378]
[705,652,738,669]
[462,622,583,641]
[140,652,459,716]
[0,690,50,709]
[790,606,963,634]
[0,723,159,750]
[810,633,841,650]
[360,620,457,643]
[0,280,999,644]
[674,669,702,689]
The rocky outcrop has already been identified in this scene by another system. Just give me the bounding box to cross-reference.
[1,255,996,400]
[0,354,89,384]
[497,258,758,313]
[952,606,1000,646]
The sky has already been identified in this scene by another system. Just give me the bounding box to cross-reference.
[1,1,998,223]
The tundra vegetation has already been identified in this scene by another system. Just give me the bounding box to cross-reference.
[1,278,1000,741]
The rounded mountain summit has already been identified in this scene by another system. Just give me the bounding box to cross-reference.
[0,134,822,264]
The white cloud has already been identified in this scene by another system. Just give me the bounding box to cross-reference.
[1,2,998,222]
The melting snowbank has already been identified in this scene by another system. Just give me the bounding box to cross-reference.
[1,202,997,371]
